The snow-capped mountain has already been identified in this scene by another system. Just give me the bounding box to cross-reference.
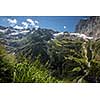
[0,26,33,40]
[0,25,57,54]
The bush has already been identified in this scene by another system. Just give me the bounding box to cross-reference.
[13,59,62,83]
[0,44,15,82]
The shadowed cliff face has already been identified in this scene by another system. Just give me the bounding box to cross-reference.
[76,16,100,40]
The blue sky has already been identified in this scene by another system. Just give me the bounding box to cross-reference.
[0,16,89,32]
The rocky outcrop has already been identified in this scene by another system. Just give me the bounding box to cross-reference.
[76,16,100,39]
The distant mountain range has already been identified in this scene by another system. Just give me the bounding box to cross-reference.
[0,16,100,62]
[0,26,58,62]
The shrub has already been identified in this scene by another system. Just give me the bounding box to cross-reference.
[13,59,62,83]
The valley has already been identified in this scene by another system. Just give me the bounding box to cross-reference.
[0,16,100,83]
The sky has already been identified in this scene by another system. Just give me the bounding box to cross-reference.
[0,16,89,32]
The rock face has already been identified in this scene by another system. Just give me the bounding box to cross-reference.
[76,16,100,39]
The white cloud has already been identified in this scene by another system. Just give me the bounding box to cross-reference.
[7,18,40,30]
[34,20,39,24]
[34,25,39,30]
[26,19,39,29]
[14,25,24,29]
[7,18,17,24]
[22,22,29,29]
[26,18,35,26]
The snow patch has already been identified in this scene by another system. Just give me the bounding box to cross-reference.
[14,25,24,30]
[0,29,6,33]
[53,32,93,40]
[10,32,19,35]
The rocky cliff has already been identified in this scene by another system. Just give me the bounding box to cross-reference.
[76,16,100,39]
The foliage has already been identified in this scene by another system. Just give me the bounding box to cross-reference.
[1,29,100,83]
[47,37,100,83]
[47,38,85,80]
[13,58,62,83]
[0,42,16,82]
[16,28,54,63]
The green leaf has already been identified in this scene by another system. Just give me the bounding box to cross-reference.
[72,67,81,72]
